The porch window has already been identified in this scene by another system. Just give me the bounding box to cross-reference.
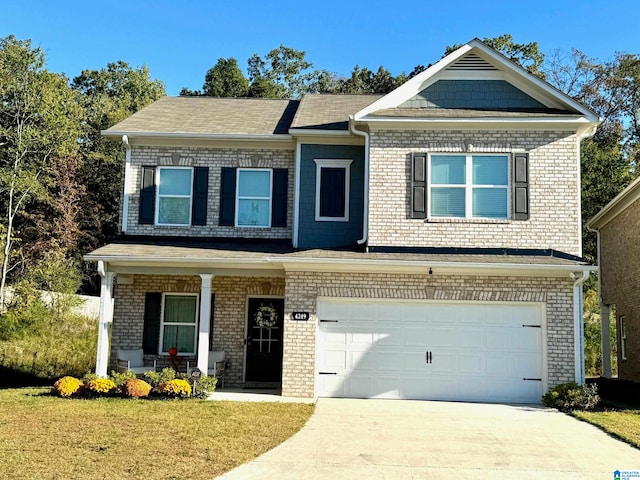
[429,154,509,219]
[236,168,272,227]
[159,294,198,355]
[156,167,193,225]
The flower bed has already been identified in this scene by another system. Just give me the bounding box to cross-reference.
[50,367,217,400]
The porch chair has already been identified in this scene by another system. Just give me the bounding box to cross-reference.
[116,348,157,374]
[208,351,227,388]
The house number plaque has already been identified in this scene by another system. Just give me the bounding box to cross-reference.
[290,312,310,321]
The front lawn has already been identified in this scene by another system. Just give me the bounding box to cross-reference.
[573,408,640,449]
[0,388,314,479]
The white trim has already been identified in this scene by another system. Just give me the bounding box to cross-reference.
[159,292,200,356]
[288,128,352,137]
[121,135,131,234]
[572,270,590,383]
[235,168,273,228]
[293,141,302,248]
[103,130,293,142]
[349,119,370,246]
[155,166,193,227]
[95,262,115,378]
[427,153,510,220]
[197,274,213,373]
[314,159,352,222]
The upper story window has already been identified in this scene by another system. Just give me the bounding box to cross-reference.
[219,167,288,228]
[156,167,193,226]
[138,165,208,227]
[314,159,352,222]
[236,168,272,228]
[429,154,509,219]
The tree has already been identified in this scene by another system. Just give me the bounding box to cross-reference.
[247,45,320,98]
[446,34,545,79]
[71,62,165,292]
[332,66,405,94]
[202,57,248,97]
[0,35,84,307]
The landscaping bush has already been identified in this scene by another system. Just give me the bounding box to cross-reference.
[121,378,152,398]
[110,370,136,388]
[542,382,600,412]
[158,379,191,398]
[191,375,218,399]
[52,376,83,397]
[85,378,117,396]
[143,367,175,388]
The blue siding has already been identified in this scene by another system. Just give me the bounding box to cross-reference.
[400,80,546,109]
[298,144,364,249]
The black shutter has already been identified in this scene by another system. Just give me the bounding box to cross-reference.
[218,167,236,226]
[272,168,288,227]
[142,292,162,354]
[138,166,156,224]
[191,167,209,226]
[209,294,215,351]
[411,153,427,219]
[513,153,529,220]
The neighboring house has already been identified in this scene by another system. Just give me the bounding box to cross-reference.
[86,39,600,403]
[588,176,640,382]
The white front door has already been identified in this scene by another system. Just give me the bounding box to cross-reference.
[316,299,545,403]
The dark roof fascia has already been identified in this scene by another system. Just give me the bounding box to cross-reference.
[367,246,588,264]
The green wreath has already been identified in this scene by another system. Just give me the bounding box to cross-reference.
[254,304,278,329]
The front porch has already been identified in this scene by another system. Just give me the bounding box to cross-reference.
[95,268,286,390]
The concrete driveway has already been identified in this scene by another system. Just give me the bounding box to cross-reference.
[216,398,640,479]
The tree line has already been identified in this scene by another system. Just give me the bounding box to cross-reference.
[0,34,638,305]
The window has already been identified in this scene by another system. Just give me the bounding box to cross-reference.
[620,316,627,360]
[236,168,272,227]
[159,294,199,355]
[156,167,193,225]
[314,159,352,221]
[429,154,509,219]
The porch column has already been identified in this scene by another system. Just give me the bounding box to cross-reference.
[601,303,612,378]
[197,274,214,374]
[95,261,115,377]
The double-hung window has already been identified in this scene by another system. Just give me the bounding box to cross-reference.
[156,167,193,226]
[236,168,272,227]
[159,294,199,355]
[429,154,509,219]
[314,159,352,222]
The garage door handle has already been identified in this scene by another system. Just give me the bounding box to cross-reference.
[320,320,338,323]
[425,351,432,364]
[319,372,337,375]
[523,378,542,381]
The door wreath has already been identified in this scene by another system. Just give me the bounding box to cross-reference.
[254,303,278,329]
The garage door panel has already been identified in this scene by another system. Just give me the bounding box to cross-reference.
[317,300,544,403]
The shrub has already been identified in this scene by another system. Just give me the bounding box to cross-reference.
[85,378,117,395]
[158,379,191,398]
[542,382,600,412]
[143,367,175,388]
[52,376,83,397]
[110,370,136,388]
[121,378,152,398]
[191,375,217,399]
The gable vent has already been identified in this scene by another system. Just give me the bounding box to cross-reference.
[446,53,498,71]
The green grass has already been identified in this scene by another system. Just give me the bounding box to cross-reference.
[0,387,314,479]
[573,408,640,449]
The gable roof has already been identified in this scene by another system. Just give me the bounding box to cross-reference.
[290,94,382,131]
[588,176,640,230]
[354,38,600,133]
[103,96,299,137]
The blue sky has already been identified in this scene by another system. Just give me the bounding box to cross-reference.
[2,1,639,95]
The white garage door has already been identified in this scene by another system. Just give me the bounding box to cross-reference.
[316,299,544,403]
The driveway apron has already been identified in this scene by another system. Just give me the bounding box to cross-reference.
[215,398,640,480]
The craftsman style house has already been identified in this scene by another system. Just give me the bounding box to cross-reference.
[86,39,599,403]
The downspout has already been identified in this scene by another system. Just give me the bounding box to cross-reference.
[572,270,590,384]
[121,135,132,234]
[349,116,369,248]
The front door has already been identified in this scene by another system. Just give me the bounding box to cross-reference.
[245,298,284,383]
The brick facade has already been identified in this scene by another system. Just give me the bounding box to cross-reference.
[367,129,581,256]
[599,196,640,381]
[123,145,295,239]
[281,271,574,397]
